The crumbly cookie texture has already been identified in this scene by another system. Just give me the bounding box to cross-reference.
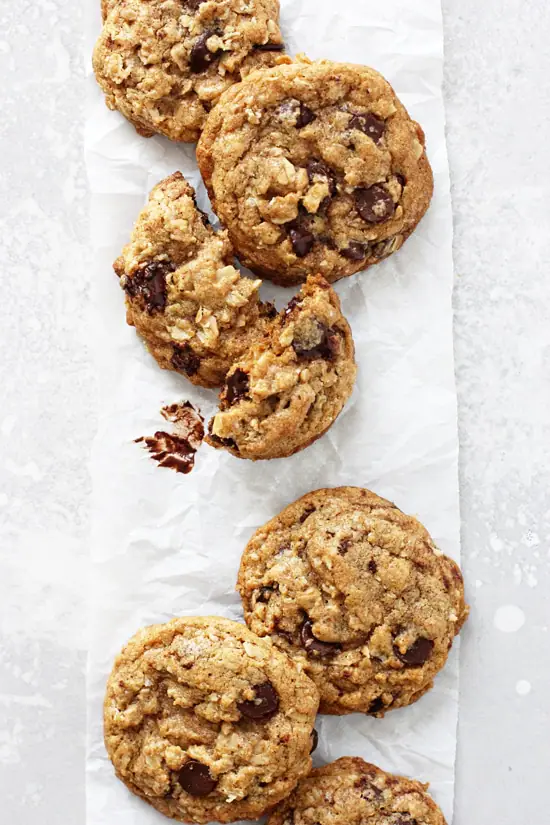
[197,57,434,285]
[104,616,319,824]
[114,172,274,388]
[93,0,287,142]
[238,487,468,715]
[267,758,448,825]
[207,275,357,460]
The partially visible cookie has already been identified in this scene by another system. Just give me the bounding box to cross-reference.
[197,57,433,285]
[207,275,357,460]
[93,0,287,142]
[267,758,448,825]
[238,487,468,715]
[104,615,319,824]
[114,172,274,388]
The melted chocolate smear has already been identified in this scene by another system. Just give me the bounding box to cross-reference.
[299,505,315,523]
[349,112,385,144]
[135,402,204,474]
[296,103,316,128]
[124,260,176,314]
[292,321,339,361]
[225,368,250,405]
[367,696,385,715]
[171,344,200,377]
[356,776,383,801]
[190,30,221,73]
[300,619,342,657]
[289,225,315,257]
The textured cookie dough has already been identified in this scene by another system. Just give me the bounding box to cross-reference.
[93,0,287,142]
[207,275,357,460]
[114,172,275,388]
[104,616,320,824]
[238,487,468,714]
[267,757,448,825]
[197,57,434,285]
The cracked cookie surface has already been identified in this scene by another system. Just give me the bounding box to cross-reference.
[267,757,447,825]
[207,275,357,460]
[93,0,286,142]
[197,57,434,285]
[104,615,319,823]
[114,172,274,388]
[238,487,468,714]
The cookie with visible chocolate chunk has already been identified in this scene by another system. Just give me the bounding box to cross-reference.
[238,487,468,715]
[114,172,274,388]
[104,615,319,824]
[267,758,448,825]
[197,56,433,284]
[207,275,357,460]
[93,0,287,142]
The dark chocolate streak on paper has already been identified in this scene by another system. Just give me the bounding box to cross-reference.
[135,401,205,474]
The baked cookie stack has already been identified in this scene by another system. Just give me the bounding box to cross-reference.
[93,2,466,824]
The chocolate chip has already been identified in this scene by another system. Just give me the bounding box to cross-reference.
[292,321,339,361]
[171,344,200,377]
[254,42,285,52]
[394,637,434,667]
[368,696,385,715]
[184,0,207,9]
[310,728,319,753]
[394,817,417,825]
[178,761,217,796]
[238,682,279,720]
[284,295,303,317]
[289,226,315,257]
[368,559,377,574]
[263,301,278,319]
[396,173,407,188]
[307,159,337,196]
[207,421,239,451]
[354,185,395,224]
[255,585,276,604]
[356,776,382,801]
[296,103,316,128]
[349,112,385,144]
[341,241,369,261]
[190,31,221,73]
[300,620,342,657]
[299,505,315,523]
[338,539,352,555]
[124,260,176,313]
[225,369,249,405]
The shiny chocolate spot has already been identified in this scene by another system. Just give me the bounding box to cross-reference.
[238,682,279,720]
[296,103,316,128]
[172,344,200,377]
[394,637,434,667]
[225,369,249,405]
[349,112,385,144]
[341,241,369,260]
[136,402,204,474]
[289,225,315,257]
[178,761,217,796]
[190,31,221,73]
[300,619,342,657]
[354,185,395,224]
[310,728,319,753]
[124,260,176,313]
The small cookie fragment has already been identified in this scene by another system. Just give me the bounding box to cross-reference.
[93,0,287,142]
[238,487,468,714]
[104,616,319,823]
[114,172,272,388]
[197,57,433,284]
[267,758,448,825]
[207,275,357,460]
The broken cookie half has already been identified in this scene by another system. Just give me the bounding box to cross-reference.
[207,275,357,460]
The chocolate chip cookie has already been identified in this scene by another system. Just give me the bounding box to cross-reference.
[238,487,468,715]
[104,615,319,823]
[207,275,357,460]
[267,757,447,825]
[114,172,274,388]
[93,0,287,142]
[197,56,434,285]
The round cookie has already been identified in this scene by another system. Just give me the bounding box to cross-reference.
[93,0,287,142]
[115,172,275,388]
[238,487,468,715]
[104,616,320,824]
[197,57,434,285]
[207,275,357,460]
[267,757,448,825]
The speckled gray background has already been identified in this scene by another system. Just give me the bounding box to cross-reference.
[0,1,548,822]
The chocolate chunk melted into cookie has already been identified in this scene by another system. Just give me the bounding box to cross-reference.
[394,637,434,667]
[178,761,217,796]
[338,538,352,555]
[349,112,385,144]
[307,159,337,196]
[172,344,200,377]
[190,31,221,73]
[135,402,204,474]
[125,260,176,313]
[226,369,250,405]
[289,225,315,257]
[255,585,276,603]
[296,103,316,128]
[301,620,342,657]
[254,42,285,52]
[367,696,385,715]
[292,322,339,361]
[238,682,279,720]
[356,776,382,801]
[183,0,207,10]
[284,295,303,317]
[354,185,395,224]
[310,728,319,753]
[341,241,369,261]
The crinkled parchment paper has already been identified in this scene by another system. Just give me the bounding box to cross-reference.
[85,1,461,822]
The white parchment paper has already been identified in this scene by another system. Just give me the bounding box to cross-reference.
[85,0,460,822]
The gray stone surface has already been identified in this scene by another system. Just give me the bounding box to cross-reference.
[0,0,548,822]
